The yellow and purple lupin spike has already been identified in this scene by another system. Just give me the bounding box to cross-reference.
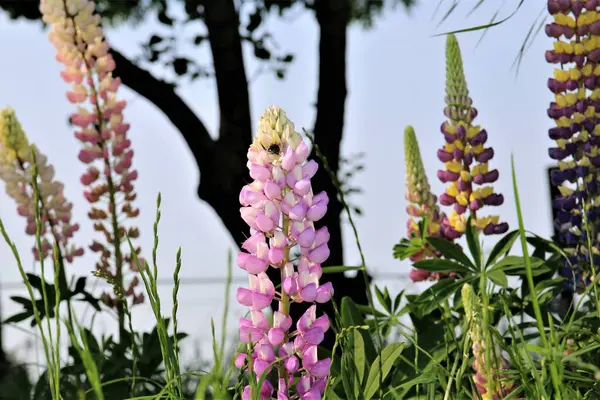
[546,0,600,291]
[437,34,508,240]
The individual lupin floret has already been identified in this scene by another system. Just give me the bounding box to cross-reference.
[437,34,508,240]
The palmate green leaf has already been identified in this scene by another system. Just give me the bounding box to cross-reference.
[487,269,508,288]
[413,259,472,274]
[490,255,549,276]
[375,285,392,314]
[413,277,474,316]
[486,230,520,267]
[427,237,475,269]
[363,342,406,400]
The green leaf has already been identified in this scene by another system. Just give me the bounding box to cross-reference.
[413,259,471,274]
[465,219,482,269]
[375,285,392,314]
[353,329,366,385]
[490,255,548,276]
[433,0,525,36]
[341,351,356,400]
[4,311,31,324]
[414,278,472,316]
[485,230,519,267]
[427,237,474,269]
[487,269,508,287]
[363,342,405,400]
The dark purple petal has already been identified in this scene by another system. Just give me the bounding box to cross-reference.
[476,148,494,163]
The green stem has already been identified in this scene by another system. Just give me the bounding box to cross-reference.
[278,216,291,385]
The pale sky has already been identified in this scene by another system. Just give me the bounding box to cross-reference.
[0,0,552,373]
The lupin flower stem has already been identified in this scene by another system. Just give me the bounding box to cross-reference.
[41,0,144,340]
[438,34,508,240]
[403,126,450,281]
[236,106,334,399]
[546,0,600,293]
[0,108,84,270]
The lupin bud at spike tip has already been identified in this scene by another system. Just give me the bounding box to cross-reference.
[236,106,333,399]
[437,34,508,240]
[545,0,600,292]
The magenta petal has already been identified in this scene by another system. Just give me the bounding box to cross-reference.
[285,355,299,373]
[264,180,281,199]
[298,226,316,248]
[253,358,270,377]
[268,328,285,345]
[234,352,247,369]
[303,326,325,345]
[310,358,332,378]
[295,142,309,162]
[296,375,311,396]
[314,227,330,247]
[300,283,317,302]
[294,334,306,351]
[252,292,273,310]
[301,388,321,400]
[302,160,318,178]
[250,164,271,181]
[282,147,296,170]
[245,255,268,274]
[306,202,327,221]
[294,178,311,196]
[289,201,307,220]
[313,314,330,332]
[236,287,253,307]
[316,282,334,303]
[308,243,330,264]
[239,326,262,342]
[269,247,285,264]
[273,311,293,330]
[283,277,298,295]
[256,212,275,232]
[313,377,327,393]
[302,345,318,369]
[297,304,316,332]
[242,386,251,400]
[278,393,288,400]
[237,252,250,270]
[242,233,265,253]
[260,381,274,398]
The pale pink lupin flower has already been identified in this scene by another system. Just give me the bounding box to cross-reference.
[236,106,333,400]
[0,107,84,263]
[40,0,143,309]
